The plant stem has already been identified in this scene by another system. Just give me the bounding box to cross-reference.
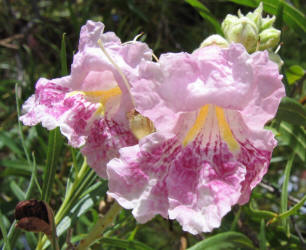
[36,160,90,250]
[76,202,122,250]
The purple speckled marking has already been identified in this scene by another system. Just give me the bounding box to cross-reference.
[36,82,71,118]
[82,118,137,178]
[108,125,272,234]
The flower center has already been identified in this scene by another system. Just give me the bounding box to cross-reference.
[183,105,240,152]
[68,86,122,115]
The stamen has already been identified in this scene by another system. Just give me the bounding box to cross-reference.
[123,33,144,45]
[133,32,144,42]
[97,39,135,106]
[274,42,282,54]
[152,53,159,62]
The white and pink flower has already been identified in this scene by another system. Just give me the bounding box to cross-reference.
[107,43,285,234]
[21,20,285,235]
[20,20,152,177]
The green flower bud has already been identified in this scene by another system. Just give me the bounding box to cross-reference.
[222,15,258,53]
[221,3,281,53]
[259,28,281,50]
[246,2,263,29]
[261,15,276,30]
[200,35,229,48]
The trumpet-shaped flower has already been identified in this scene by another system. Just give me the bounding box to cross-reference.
[107,43,285,234]
[20,20,152,177]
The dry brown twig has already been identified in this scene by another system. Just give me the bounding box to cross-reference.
[0,34,24,49]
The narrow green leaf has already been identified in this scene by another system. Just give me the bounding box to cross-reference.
[51,214,60,250]
[0,210,11,250]
[230,206,241,231]
[249,200,277,219]
[275,97,306,126]
[275,0,284,29]
[102,237,154,250]
[25,152,42,199]
[281,154,295,237]
[10,180,26,201]
[41,128,63,202]
[259,219,267,250]
[187,232,256,250]
[127,0,149,22]
[0,132,23,157]
[4,154,41,250]
[41,164,99,249]
[276,122,306,161]
[0,159,32,174]
[15,84,32,167]
[279,194,306,220]
[185,0,223,35]
[286,65,305,85]
[128,225,139,241]
[60,33,68,75]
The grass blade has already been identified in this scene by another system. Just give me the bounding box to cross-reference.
[101,237,154,250]
[185,0,223,35]
[280,153,295,237]
[187,231,256,250]
[41,128,63,202]
[259,219,267,250]
[10,181,26,201]
[25,152,42,199]
[0,210,11,250]
[60,33,68,75]
[275,97,306,126]
[277,122,306,162]
[15,84,32,166]
[279,194,306,220]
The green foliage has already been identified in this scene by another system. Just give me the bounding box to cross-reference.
[275,97,306,126]
[286,65,305,85]
[186,232,256,250]
[185,0,223,35]
[0,0,305,249]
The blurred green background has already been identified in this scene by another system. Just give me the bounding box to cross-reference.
[0,0,305,249]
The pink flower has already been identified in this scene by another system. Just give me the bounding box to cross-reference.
[107,44,285,234]
[20,20,152,177]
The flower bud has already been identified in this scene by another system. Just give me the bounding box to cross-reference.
[245,2,263,29]
[221,3,281,53]
[199,34,229,48]
[222,15,258,53]
[259,28,281,50]
[261,15,276,30]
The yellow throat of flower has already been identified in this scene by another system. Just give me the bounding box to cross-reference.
[183,104,240,152]
[68,86,122,115]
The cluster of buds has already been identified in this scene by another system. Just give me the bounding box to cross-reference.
[221,3,280,53]
[201,3,280,53]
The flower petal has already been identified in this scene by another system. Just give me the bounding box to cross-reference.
[21,20,153,178]
[108,43,285,233]
[107,133,176,222]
